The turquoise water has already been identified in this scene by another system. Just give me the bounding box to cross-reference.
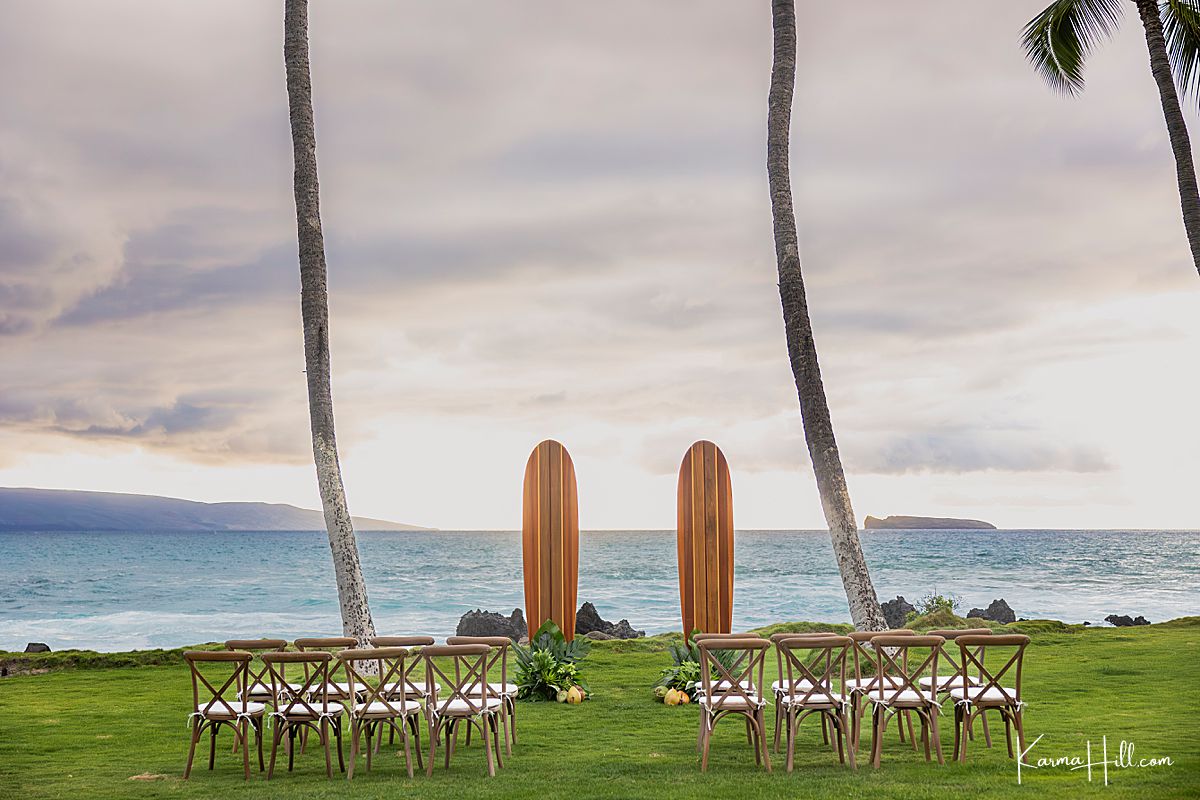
[1,529,1197,652]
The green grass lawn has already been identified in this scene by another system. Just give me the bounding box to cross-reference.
[1,618,1197,800]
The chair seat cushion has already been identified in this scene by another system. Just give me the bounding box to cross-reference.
[434,697,503,716]
[698,692,763,711]
[771,678,814,693]
[277,703,346,718]
[946,686,1019,705]
[353,701,420,717]
[844,675,900,692]
[865,689,936,707]
[918,674,978,691]
[780,691,844,708]
[196,702,266,718]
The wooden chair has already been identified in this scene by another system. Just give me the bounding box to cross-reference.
[950,634,1030,764]
[776,635,856,771]
[447,635,518,754]
[769,631,841,753]
[183,651,264,780]
[864,634,946,768]
[696,638,771,772]
[846,629,917,752]
[224,639,286,758]
[338,647,422,779]
[922,628,994,747]
[422,644,504,777]
[261,651,346,779]
[370,635,436,749]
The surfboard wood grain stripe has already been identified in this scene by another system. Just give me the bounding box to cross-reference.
[676,440,734,640]
[522,440,579,641]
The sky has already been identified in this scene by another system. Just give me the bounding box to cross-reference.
[1,2,1198,530]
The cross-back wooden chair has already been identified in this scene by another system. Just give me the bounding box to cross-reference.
[338,647,422,779]
[846,629,917,752]
[864,634,946,768]
[422,644,503,777]
[769,631,841,753]
[777,635,856,771]
[370,635,437,749]
[223,638,286,758]
[447,635,517,754]
[183,651,264,780]
[949,634,1030,764]
[923,628,994,747]
[696,638,771,772]
[260,651,346,779]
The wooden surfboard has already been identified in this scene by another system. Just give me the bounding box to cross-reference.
[677,440,734,640]
[521,440,580,641]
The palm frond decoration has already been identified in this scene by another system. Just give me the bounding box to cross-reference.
[1022,0,1124,94]
[1162,0,1200,103]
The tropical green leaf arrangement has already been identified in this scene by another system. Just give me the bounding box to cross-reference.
[653,635,734,703]
[513,620,590,702]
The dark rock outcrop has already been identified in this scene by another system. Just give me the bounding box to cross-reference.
[23,643,50,653]
[575,602,645,639]
[967,599,1016,624]
[1104,614,1150,627]
[881,596,915,629]
[456,608,527,640]
[864,515,996,530]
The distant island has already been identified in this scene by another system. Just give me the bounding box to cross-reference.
[864,515,997,530]
[0,487,433,532]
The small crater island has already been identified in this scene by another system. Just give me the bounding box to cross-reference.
[864,515,997,530]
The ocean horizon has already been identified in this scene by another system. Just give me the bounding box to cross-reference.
[3,528,1197,652]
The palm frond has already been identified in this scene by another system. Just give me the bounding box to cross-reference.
[1022,0,1124,94]
[1162,0,1200,104]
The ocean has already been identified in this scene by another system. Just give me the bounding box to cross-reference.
[1,529,1197,652]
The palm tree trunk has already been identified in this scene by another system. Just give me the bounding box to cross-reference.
[283,0,375,646]
[1135,0,1200,277]
[767,0,886,631]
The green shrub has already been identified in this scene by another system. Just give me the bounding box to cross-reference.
[513,621,590,701]
[653,636,736,701]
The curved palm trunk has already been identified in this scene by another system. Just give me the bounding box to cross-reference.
[1136,0,1200,277]
[283,0,375,646]
[767,0,885,631]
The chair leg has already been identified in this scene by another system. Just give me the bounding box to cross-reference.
[773,696,782,754]
[871,708,884,768]
[930,706,944,765]
[841,710,857,770]
[483,718,496,777]
[756,709,772,773]
[752,715,762,766]
[906,710,917,750]
[335,718,345,773]
[821,713,829,745]
[1014,708,1028,764]
[208,723,217,770]
[365,720,374,773]
[785,708,796,773]
[982,711,993,748]
[256,719,265,772]
[426,721,438,778]
[959,710,972,763]
[920,710,932,762]
[267,723,283,780]
[411,715,424,771]
[240,721,251,781]
[184,721,201,779]
[348,722,360,781]
[287,726,296,772]
[1004,710,1014,758]
[445,719,456,768]
[700,719,711,772]
[745,717,753,746]
[321,720,333,779]
[492,714,504,770]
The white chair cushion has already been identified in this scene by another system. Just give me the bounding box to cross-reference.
[698,692,762,711]
[771,678,814,693]
[196,701,266,718]
[354,701,419,717]
[865,689,936,707]
[947,686,1019,705]
[276,703,345,718]
[780,691,844,707]
[434,697,502,715]
[844,675,900,692]
[919,674,977,691]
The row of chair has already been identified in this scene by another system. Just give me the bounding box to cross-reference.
[183,634,517,781]
[690,628,1030,772]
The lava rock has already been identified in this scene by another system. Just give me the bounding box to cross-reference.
[1104,614,1150,627]
[584,631,614,641]
[456,608,527,640]
[966,599,1016,624]
[23,643,50,654]
[881,596,915,629]
[575,602,645,639]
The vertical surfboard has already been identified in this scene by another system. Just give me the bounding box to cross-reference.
[521,440,580,641]
[677,440,734,640]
